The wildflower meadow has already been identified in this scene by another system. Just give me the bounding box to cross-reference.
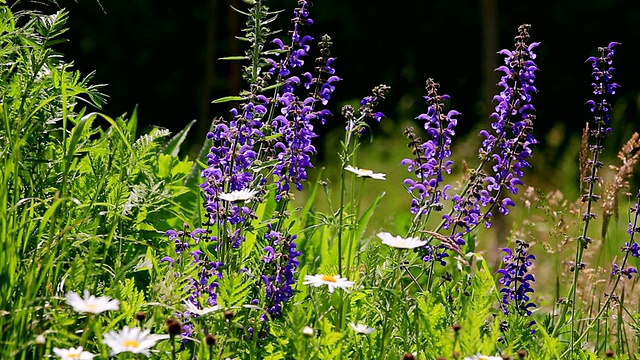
[3,1,640,359]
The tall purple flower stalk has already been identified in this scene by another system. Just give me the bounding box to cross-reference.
[399,25,538,279]
[563,41,621,354]
[268,6,337,201]
[162,227,220,340]
[444,24,538,245]
[260,224,302,320]
[400,79,457,266]
[579,42,619,245]
[497,239,536,316]
[402,79,458,220]
[260,0,334,321]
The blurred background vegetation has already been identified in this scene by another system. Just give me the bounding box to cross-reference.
[12,0,640,262]
[34,0,639,155]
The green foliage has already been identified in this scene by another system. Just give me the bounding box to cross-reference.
[3,1,640,359]
[0,6,196,358]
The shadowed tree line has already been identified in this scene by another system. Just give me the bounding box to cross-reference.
[17,0,640,163]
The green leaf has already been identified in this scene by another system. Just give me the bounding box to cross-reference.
[212,95,245,104]
[219,56,250,61]
[355,191,385,242]
[63,112,93,184]
[217,272,251,308]
[92,112,135,155]
[127,105,139,140]
[230,5,251,16]
[160,119,195,156]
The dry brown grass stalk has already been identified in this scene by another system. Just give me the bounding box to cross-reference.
[601,132,640,238]
[579,123,590,193]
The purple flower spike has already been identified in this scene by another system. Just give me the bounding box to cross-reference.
[580,42,619,242]
[402,79,458,218]
[480,24,538,205]
[260,224,301,319]
[497,239,536,317]
[447,24,538,237]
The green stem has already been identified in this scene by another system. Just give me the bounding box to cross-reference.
[78,315,94,347]
[337,167,345,279]
[561,196,640,357]
[217,320,233,360]
[171,334,177,360]
[553,118,605,350]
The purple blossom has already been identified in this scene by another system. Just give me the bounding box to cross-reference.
[444,24,538,242]
[497,239,536,316]
[612,263,637,279]
[480,24,538,218]
[614,191,640,279]
[401,79,457,218]
[621,190,640,257]
[260,224,301,320]
[201,95,265,228]
[160,227,221,341]
[266,15,337,200]
[580,42,619,240]
[585,42,619,138]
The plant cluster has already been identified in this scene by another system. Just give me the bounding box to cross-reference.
[2,1,640,360]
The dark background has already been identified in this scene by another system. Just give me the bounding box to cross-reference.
[23,0,640,161]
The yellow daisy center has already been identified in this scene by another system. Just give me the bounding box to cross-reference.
[67,354,80,359]
[86,303,98,311]
[123,340,140,349]
[321,274,337,282]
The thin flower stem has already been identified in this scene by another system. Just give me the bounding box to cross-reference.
[337,116,360,277]
[344,167,364,280]
[337,166,345,280]
[171,335,177,360]
[562,196,640,357]
[552,105,606,345]
[78,315,94,347]
[217,320,233,360]
[249,0,264,83]
[569,123,602,352]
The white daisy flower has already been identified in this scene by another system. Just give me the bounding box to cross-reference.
[53,346,96,360]
[218,189,258,202]
[463,355,503,360]
[183,300,220,316]
[103,326,169,357]
[302,274,354,293]
[344,165,386,180]
[376,232,427,249]
[349,322,374,335]
[65,290,120,314]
